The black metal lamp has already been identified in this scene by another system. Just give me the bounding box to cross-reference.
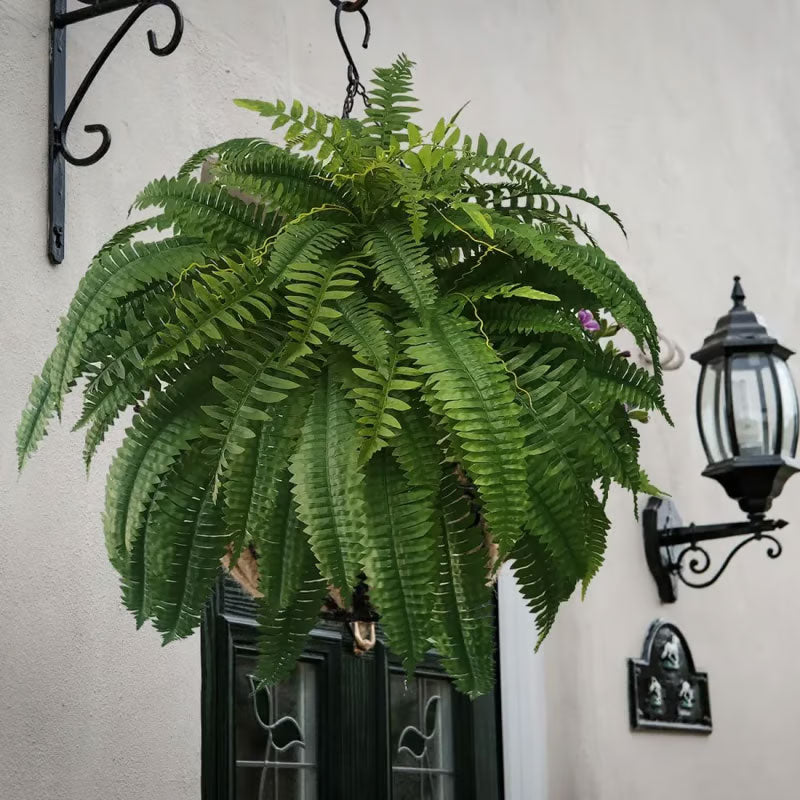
[644,277,800,601]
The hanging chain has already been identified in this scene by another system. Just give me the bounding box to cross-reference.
[329,0,371,118]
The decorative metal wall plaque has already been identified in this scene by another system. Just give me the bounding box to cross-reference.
[628,620,712,734]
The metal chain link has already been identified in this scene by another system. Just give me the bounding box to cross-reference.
[329,0,371,118]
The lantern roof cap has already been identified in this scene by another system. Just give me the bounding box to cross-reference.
[691,277,793,364]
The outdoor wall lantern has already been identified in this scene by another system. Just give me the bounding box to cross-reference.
[644,277,800,602]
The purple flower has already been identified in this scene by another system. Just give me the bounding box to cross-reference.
[577,309,600,333]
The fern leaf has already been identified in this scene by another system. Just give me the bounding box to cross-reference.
[148,251,275,365]
[52,239,209,415]
[103,361,217,571]
[510,529,575,648]
[235,99,357,173]
[145,448,228,642]
[134,176,279,248]
[431,469,495,698]
[402,309,528,556]
[16,364,55,470]
[265,220,353,290]
[479,301,585,340]
[214,140,351,216]
[390,400,443,497]
[351,347,418,465]
[255,481,327,685]
[223,396,311,559]
[177,137,257,177]
[365,54,419,146]
[77,299,172,465]
[289,366,366,594]
[329,292,390,374]
[363,450,437,672]
[582,490,611,593]
[282,257,363,364]
[202,327,307,491]
[366,221,438,311]
[489,218,661,377]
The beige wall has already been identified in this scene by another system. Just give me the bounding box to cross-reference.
[2,1,800,798]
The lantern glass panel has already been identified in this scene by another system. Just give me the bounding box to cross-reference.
[698,359,733,463]
[729,352,778,457]
[773,357,800,457]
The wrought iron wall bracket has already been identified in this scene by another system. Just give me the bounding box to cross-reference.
[643,496,788,602]
[48,0,184,263]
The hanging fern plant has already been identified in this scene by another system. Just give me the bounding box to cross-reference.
[18,56,667,697]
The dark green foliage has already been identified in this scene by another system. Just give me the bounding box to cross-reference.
[18,56,666,693]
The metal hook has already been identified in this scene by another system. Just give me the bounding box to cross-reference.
[328,0,371,118]
[56,0,184,166]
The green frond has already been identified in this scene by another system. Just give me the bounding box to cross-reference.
[365,54,419,146]
[148,251,275,365]
[103,360,217,572]
[582,491,611,593]
[431,469,495,698]
[119,465,171,628]
[77,298,173,465]
[201,328,307,490]
[488,218,661,377]
[390,400,443,497]
[556,340,669,420]
[363,450,437,672]
[145,448,228,642]
[177,137,257,177]
[509,530,575,648]
[504,344,598,579]
[460,282,560,303]
[289,366,366,594]
[460,134,549,182]
[352,346,418,465]
[365,221,438,311]
[16,363,54,470]
[282,257,363,364]
[103,216,164,249]
[329,292,390,374]
[134,175,280,248]
[213,139,351,217]
[255,477,327,686]
[507,343,642,491]
[479,300,585,340]
[402,309,528,556]
[235,99,359,173]
[52,238,209,415]
[224,397,311,560]
[265,220,354,290]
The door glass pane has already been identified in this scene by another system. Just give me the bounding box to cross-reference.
[234,650,318,800]
[390,672,454,800]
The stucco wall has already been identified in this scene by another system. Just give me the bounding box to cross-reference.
[2,1,800,799]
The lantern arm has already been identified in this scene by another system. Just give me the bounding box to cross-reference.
[659,516,788,547]
[643,496,788,602]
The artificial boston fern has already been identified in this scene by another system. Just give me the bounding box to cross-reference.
[18,55,667,696]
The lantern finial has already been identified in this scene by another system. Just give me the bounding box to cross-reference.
[731,276,746,308]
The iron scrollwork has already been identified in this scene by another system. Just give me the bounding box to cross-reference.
[643,496,788,602]
[674,533,783,590]
[49,0,184,263]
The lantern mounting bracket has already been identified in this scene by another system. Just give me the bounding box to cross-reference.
[643,496,788,602]
[48,0,184,264]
